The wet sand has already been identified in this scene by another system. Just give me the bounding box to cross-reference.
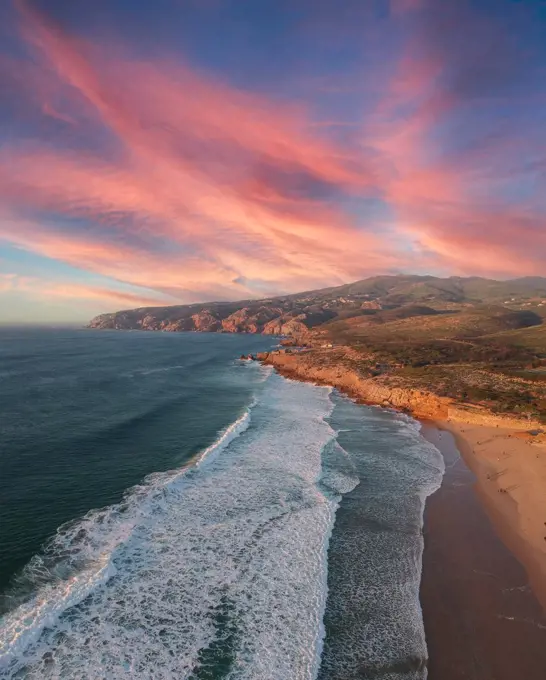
[439,420,546,610]
[420,425,546,680]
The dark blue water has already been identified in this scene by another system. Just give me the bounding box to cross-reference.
[0,328,274,595]
[0,328,443,679]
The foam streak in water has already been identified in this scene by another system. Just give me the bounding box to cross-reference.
[0,401,255,675]
[0,374,349,680]
[317,395,444,680]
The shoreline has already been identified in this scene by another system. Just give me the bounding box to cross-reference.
[420,425,546,679]
[260,349,546,609]
[258,349,546,674]
[434,419,546,612]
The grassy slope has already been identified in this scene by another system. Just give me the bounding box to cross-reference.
[90,274,546,421]
[313,304,546,423]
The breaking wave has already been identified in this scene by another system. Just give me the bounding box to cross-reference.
[317,395,444,680]
[0,401,255,676]
[0,374,355,679]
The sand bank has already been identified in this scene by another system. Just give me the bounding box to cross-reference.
[437,420,546,611]
[420,425,546,679]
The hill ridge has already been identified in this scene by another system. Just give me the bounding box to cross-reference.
[88,275,546,335]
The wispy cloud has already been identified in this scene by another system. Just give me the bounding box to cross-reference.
[1,0,404,301]
[0,271,174,309]
[0,0,544,313]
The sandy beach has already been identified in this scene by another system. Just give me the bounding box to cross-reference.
[421,425,546,679]
[260,349,546,673]
[439,420,546,611]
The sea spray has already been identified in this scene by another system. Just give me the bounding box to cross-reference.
[0,374,348,679]
[317,393,444,680]
[0,400,257,674]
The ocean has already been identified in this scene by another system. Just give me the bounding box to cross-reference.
[0,328,444,679]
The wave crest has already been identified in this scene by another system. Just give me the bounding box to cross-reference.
[0,404,254,675]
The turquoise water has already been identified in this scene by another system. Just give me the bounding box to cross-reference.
[0,329,443,679]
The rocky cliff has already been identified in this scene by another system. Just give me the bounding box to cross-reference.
[260,349,450,419]
[87,274,546,339]
[260,348,541,428]
[86,288,334,338]
[88,303,313,337]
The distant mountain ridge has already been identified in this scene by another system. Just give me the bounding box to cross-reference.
[87,275,546,335]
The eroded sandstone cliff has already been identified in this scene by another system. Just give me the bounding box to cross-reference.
[260,349,541,428]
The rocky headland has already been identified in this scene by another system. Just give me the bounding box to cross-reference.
[88,301,319,337]
[257,346,542,427]
[89,274,546,426]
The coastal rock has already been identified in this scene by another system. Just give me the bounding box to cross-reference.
[221,306,283,333]
[261,349,451,419]
[161,318,195,332]
[87,301,309,336]
[262,315,309,337]
[87,313,113,329]
[261,348,543,428]
[140,314,161,330]
[191,310,221,332]
[221,308,253,333]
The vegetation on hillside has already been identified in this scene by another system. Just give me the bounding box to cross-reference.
[89,274,546,422]
[315,302,546,423]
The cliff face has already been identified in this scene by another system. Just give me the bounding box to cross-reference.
[87,274,546,338]
[262,315,309,337]
[220,306,283,333]
[261,350,449,418]
[87,302,314,336]
[192,311,221,332]
[260,349,541,428]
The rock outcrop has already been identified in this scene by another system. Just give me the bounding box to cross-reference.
[262,315,309,337]
[191,310,221,332]
[221,306,283,333]
[261,349,541,428]
[262,349,449,419]
[87,301,313,338]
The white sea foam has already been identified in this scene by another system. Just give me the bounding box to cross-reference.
[0,401,254,676]
[135,364,187,375]
[0,373,348,679]
[317,397,445,679]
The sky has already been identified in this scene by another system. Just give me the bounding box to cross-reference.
[1,0,545,323]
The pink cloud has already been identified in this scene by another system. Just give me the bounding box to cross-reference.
[1,0,544,313]
[0,271,175,309]
[37,282,174,308]
[358,24,546,278]
[0,0,403,303]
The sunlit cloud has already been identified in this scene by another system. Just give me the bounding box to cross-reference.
[37,282,175,308]
[0,271,174,310]
[1,0,404,302]
[0,0,545,316]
